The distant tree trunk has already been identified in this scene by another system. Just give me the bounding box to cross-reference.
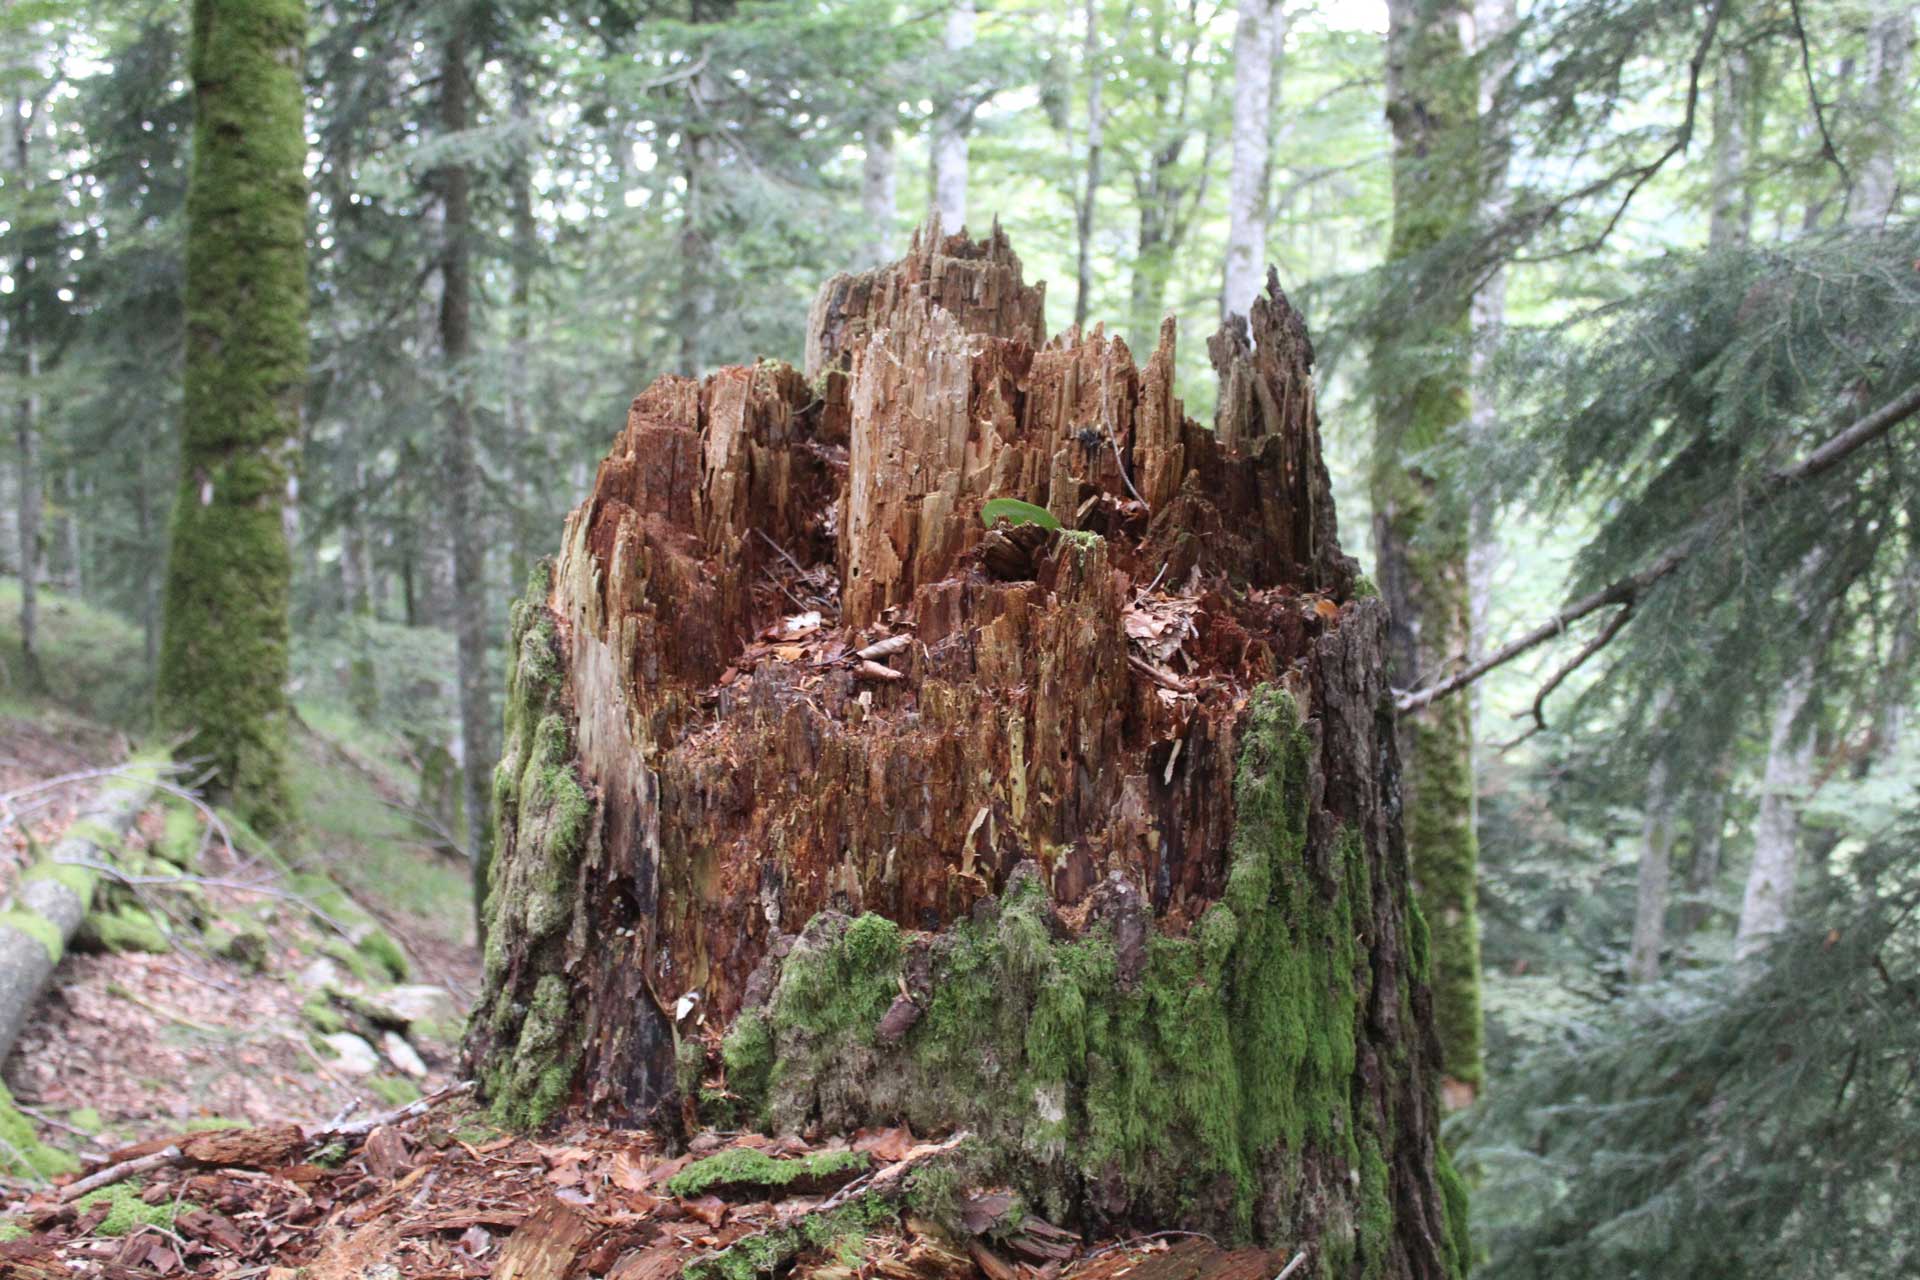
[507,72,539,593]
[1466,0,1513,654]
[860,115,897,269]
[10,94,44,693]
[932,0,974,230]
[1221,0,1281,324]
[1677,768,1730,940]
[677,44,721,377]
[467,224,1470,1273]
[1374,0,1483,1101]
[1627,748,1675,983]
[1707,48,1752,248]
[1072,0,1104,331]
[436,23,494,916]
[1734,656,1817,962]
[1127,0,1213,350]
[157,0,307,829]
[1849,0,1911,227]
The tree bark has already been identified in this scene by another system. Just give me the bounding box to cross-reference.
[1374,0,1483,1101]
[435,23,494,926]
[1221,0,1282,324]
[468,224,1469,1271]
[1707,48,1752,249]
[932,0,974,232]
[157,0,307,830]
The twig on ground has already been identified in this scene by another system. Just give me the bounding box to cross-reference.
[1276,1250,1309,1280]
[12,1101,96,1140]
[58,1145,182,1202]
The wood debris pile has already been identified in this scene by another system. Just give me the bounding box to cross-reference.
[0,1100,1297,1280]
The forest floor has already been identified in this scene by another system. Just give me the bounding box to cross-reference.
[0,593,1293,1279]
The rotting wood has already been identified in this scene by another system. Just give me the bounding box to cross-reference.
[0,766,160,1066]
[470,220,1466,1273]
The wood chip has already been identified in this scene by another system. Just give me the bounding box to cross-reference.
[854,660,905,683]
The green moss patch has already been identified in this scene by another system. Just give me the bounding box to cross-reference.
[0,908,64,963]
[75,1181,197,1236]
[723,688,1414,1260]
[81,903,170,954]
[0,1081,78,1179]
[682,1193,899,1280]
[666,1146,870,1199]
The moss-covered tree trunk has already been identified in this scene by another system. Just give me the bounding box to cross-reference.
[470,225,1468,1275]
[1372,0,1483,1104]
[157,0,308,830]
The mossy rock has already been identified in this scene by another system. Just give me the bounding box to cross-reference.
[208,922,272,972]
[0,1082,78,1179]
[80,904,170,954]
[665,1147,870,1199]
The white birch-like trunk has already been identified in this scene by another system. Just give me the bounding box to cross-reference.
[1735,657,1818,962]
[1850,0,1911,227]
[1221,0,1282,323]
[932,0,975,232]
[1628,750,1676,983]
[1707,49,1752,248]
[861,117,897,269]
[1465,0,1514,657]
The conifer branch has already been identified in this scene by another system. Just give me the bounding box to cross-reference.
[1397,380,1920,715]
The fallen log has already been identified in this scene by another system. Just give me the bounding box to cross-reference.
[468,222,1467,1274]
[0,766,159,1067]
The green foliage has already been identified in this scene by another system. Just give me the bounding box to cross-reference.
[980,498,1064,532]
[1464,820,1920,1278]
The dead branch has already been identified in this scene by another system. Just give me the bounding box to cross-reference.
[1398,380,1920,714]
[59,1146,182,1202]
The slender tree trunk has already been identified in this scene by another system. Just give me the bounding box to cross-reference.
[157,0,307,829]
[1221,0,1281,323]
[1677,769,1730,941]
[1707,49,1752,248]
[437,23,494,918]
[10,94,44,692]
[1628,746,1675,983]
[931,0,974,231]
[1374,0,1483,1101]
[1466,0,1513,659]
[507,73,538,594]
[467,224,1469,1273]
[1734,656,1817,962]
[1072,0,1104,331]
[860,115,897,269]
[1849,0,1911,227]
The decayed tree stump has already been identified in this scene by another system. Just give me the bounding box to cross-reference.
[469,222,1468,1275]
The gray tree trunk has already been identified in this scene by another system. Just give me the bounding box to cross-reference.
[1221,0,1281,324]
[1735,655,1817,962]
[1707,49,1753,248]
[1072,0,1105,330]
[932,0,974,231]
[1850,0,1912,227]
[436,25,494,918]
[10,94,43,692]
[1628,748,1675,982]
[860,116,897,269]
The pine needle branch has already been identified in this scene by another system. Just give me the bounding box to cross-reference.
[1398,380,1920,714]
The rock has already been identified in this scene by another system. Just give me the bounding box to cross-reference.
[297,956,345,993]
[319,1032,380,1075]
[380,1031,429,1079]
[367,984,457,1028]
